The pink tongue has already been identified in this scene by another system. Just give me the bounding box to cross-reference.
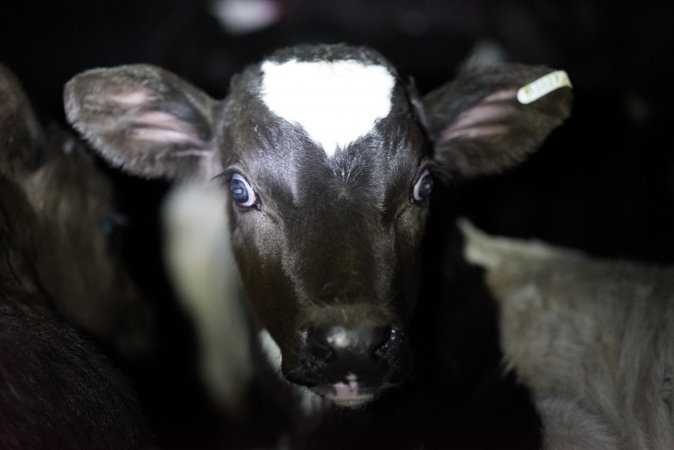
[334,380,360,400]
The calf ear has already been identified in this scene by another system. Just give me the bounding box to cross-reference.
[0,64,46,173]
[422,64,572,180]
[64,65,218,179]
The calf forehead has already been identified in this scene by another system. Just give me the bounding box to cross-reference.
[259,59,396,158]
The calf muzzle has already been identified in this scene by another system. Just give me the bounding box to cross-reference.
[283,305,411,407]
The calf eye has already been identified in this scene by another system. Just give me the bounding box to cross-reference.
[98,213,128,238]
[230,173,258,208]
[412,169,433,203]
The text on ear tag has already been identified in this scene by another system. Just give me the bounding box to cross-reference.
[517,70,572,105]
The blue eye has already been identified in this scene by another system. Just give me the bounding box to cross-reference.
[230,173,257,208]
[412,169,433,203]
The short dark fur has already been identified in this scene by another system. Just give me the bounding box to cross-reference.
[0,65,45,174]
[0,175,152,450]
[0,64,153,449]
[266,43,393,67]
[1,64,153,356]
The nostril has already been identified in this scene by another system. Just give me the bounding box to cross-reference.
[372,326,398,361]
[305,326,338,363]
[311,341,338,363]
[305,323,399,363]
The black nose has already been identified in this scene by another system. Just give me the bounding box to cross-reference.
[284,312,411,391]
[305,322,394,366]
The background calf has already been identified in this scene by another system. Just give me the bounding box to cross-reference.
[462,220,674,449]
[0,65,152,449]
[0,63,153,356]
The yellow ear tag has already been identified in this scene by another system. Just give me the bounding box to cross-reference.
[517,70,572,105]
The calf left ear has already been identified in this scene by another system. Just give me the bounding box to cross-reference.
[0,64,46,173]
[422,64,572,180]
[64,65,218,179]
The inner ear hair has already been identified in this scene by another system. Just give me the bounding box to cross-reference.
[423,63,573,180]
[64,64,218,180]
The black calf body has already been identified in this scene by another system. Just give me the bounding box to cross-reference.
[0,175,152,450]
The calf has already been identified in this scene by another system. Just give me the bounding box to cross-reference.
[0,67,152,449]
[0,177,153,449]
[462,220,674,449]
[64,43,572,415]
[0,64,152,356]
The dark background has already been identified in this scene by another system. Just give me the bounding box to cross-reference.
[2,0,673,262]
[2,0,673,447]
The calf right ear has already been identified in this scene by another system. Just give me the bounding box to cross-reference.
[422,63,572,181]
[64,65,218,179]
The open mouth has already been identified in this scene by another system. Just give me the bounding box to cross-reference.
[312,374,378,408]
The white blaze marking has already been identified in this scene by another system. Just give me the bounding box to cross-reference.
[260,59,395,157]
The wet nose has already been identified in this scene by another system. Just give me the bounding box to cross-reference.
[305,322,394,365]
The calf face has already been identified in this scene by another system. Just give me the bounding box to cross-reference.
[0,64,152,356]
[65,43,572,406]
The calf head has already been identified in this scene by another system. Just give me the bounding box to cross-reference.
[0,64,152,356]
[65,43,571,407]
